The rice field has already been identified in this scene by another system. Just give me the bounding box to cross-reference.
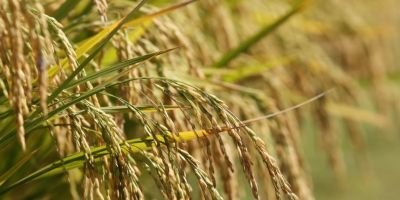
[0,0,399,199]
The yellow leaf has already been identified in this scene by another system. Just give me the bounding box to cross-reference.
[48,0,196,79]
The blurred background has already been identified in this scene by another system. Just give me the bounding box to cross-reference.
[179,0,400,199]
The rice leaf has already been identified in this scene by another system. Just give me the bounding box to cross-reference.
[0,76,144,146]
[0,129,208,195]
[0,91,326,194]
[52,0,81,21]
[48,0,148,102]
[0,150,38,187]
[64,48,177,91]
[221,56,292,82]
[47,0,196,79]
[213,0,307,68]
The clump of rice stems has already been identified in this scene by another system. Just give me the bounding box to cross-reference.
[173,0,396,184]
[0,71,304,199]
[0,0,56,150]
[0,0,398,199]
[166,0,396,197]
[129,77,299,199]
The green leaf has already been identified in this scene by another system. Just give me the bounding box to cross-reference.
[0,150,38,187]
[0,90,328,194]
[47,0,196,79]
[48,0,148,102]
[220,56,292,82]
[64,48,177,91]
[0,76,142,147]
[0,129,209,195]
[52,0,81,21]
[213,0,307,68]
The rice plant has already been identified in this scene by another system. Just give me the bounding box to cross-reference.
[0,0,398,199]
